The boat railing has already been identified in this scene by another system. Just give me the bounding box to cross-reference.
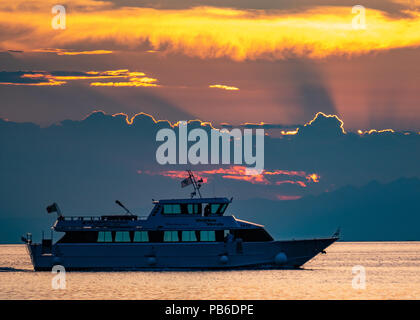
[59,216,148,221]
[60,216,101,221]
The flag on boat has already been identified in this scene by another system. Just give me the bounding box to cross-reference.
[46,203,58,214]
[181,177,193,188]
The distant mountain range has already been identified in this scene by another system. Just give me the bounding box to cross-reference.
[231,177,420,241]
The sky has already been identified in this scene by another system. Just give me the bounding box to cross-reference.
[1,0,420,241]
[0,0,419,129]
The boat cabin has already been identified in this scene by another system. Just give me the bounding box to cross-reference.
[152,197,231,217]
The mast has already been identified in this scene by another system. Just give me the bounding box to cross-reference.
[186,169,203,198]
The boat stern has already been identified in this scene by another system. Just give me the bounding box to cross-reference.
[22,235,56,271]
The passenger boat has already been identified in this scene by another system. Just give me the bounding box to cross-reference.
[22,171,339,271]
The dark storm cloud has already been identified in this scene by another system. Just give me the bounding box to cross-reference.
[1,111,419,241]
[0,70,116,85]
[221,123,300,130]
[0,71,41,84]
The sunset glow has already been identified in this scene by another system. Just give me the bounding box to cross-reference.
[2,1,420,61]
[141,166,320,187]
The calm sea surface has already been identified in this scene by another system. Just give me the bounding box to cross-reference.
[0,242,419,299]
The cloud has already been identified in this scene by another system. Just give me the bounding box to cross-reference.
[32,48,113,55]
[357,129,395,135]
[295,112,346,138]
[90,77,159,87]
[1,110,418,205]
[275,195,302,201]
[142,165,318,186]
[2,1,420,61]
[0,71,65,86]
[209,84,239,91]
[0,69,159,87]
[101,0,417,17]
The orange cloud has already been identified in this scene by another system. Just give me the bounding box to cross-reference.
[141,165,320,186]
[357,129,395,135]
[56,50,113,55]
[89,70,159,87]
[0,70,157,87]
[20,73,45,78]
[65,70,148,81]
[281,129,299,136]
[306,174,320,183]
[32,48,113,55]
[276,180,307,187]
[2,1,420,61]
[209,84,239,91]
[90,77,159,87]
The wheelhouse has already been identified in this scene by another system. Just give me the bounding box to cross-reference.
[53,196,274,244]
[153,197,231,217]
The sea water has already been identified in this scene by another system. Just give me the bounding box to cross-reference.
[0,242,419,299]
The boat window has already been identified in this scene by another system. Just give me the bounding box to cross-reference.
[164,231,179,242]
[182,231,197,242]
[163,204,182,214]
[133,231,149,242]
[97,231,113,242]
[199,231,216,242]
[211,204,219,214]
[187,204,201,215]
[219,203,228,214]
[203,203,226,216]
[211,204,226,214]
[115,231,130,242]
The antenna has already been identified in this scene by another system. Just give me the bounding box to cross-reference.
[186,169,202,198]
[115,200,132,215]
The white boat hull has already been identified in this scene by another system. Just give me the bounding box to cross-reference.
[27,237,337,271]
